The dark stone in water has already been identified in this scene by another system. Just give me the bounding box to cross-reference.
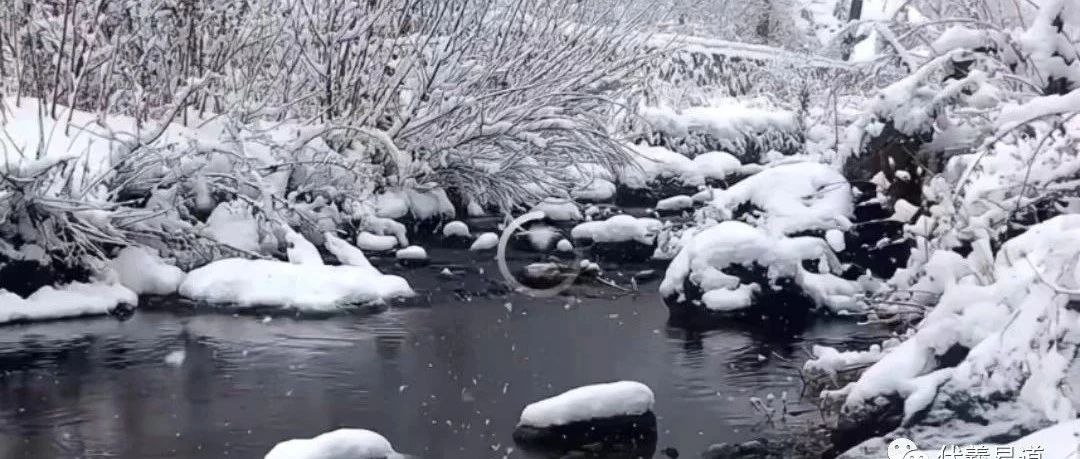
[512,411,658,457]
[702,438,781,459]
[663,263,814,332]
[576,240,657,264]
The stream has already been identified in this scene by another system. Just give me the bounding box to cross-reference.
[0,247,886,458]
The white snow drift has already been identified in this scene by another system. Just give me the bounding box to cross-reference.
[0,283,137,324]
[264,428,400,459]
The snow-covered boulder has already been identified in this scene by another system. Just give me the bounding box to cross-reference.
[264,429,401,459]
[659,221,866,322]
[656,195,695,213]
[108,247,186,295]
[355,232,398,252]
[469,232,499,251]
[571,215,662,262]
[571,178,617,203]
[0,282,137,324]
[530,198,582,222]
[513,381,657,455]
[178,259,413,310]
[442,220,470,238]
[204,201,263,252]
[395,245,428,267]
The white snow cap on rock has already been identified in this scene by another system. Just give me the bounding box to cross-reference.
[470,232,499,251]
[178,259,413,310]
[264,429,400,459]
[356,232,398,252]
[571,215,662,245]
[518,381,655,428]
[395,246,428,260]
[692,151,743,181]
[205,201,262,252]
[656,195,695,212]
[0,283,137,324]
[619,144,694,189]
[442,221,470,238]
[285,228,324,265]
[704,162,853,235]
[531,199,582,222]
[108,247,185,295]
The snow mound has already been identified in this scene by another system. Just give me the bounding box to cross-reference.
[443,221,470,238]
[660,221,862,313]
[375,188,455,221]
[264,429,399,459]
[323,233,376,273]
[618,144,695,189]
[518,381,655,428]
[0,283,137,324]
[531,199,582,222]
[656,195,694,212]
[470,233,499,251]
[692,151,743,180]
[178,259,413,310]
[571,179,617,202]
[395,246,428,260]
[703,162,854,235]
[285,228,324,265]
[571,215,662,245]
[108,247,185,295]
[356,232,398,252]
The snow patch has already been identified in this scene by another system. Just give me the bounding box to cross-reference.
[518,381,655,428]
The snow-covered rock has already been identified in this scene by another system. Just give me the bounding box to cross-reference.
[0,282,137,324]
[442,220,471,238]
[395,246,428,261]
[571,178,617,202]
[556,239,574,252]
[469,232,499,251]
[530,199,582,222]
[265,429,400,459]
[108,247,185,295]
[656,195,695,212]
[571,215,663,262]
[284,228,324,265]
[692,151,743,182]
[618,144,695,190]
[660,221,864,317]
[355,232,398,252]
[178,259,413,310]
[513,381,658,454]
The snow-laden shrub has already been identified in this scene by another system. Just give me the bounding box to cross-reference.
[817,215,1080,455]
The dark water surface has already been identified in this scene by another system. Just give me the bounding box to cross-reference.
[0,249,886,459]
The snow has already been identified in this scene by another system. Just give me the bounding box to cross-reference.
[641,102,798,154]
[323,233,376,273]
[619,144,695,189]
[1007,420,1080,458]
[556,239,574,252]
[284,228,324,265]
[825,229,846,252]
[108,247,186,295]
[571,178,617,202]
[204,201,262,252]
[164,350,186,367]
[525,225,561,251]
[178,259,413,310]
[530,199,582,222]
[470,233,499,251]
[264,429,398,459]
[656,195,695,211]
[825,215,1080,447]
[518,381,655,428]
[376,188,456,221]
[0,282,137,324]
[355,232,398,252]
[692,151,743,180]
[804,344,886,377]
[395,246,428,260]
[442,221,471,238]
[890,199,919,222]
[659,221,862,313]
[571,215,662,245]
[702,162,854,235]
